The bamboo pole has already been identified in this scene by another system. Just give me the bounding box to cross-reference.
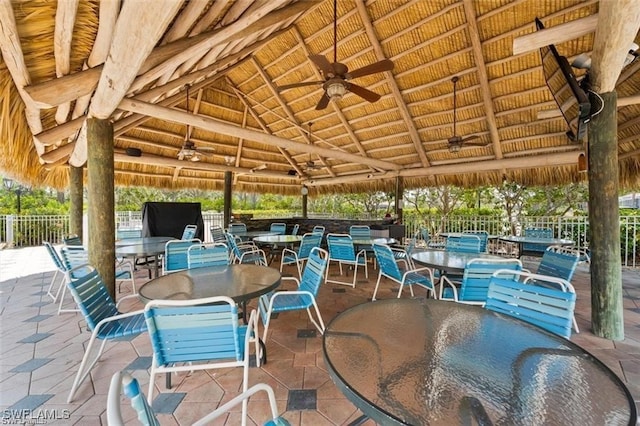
[68,166,83,240]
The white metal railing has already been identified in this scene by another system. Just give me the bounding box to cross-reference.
[2,212,639,267]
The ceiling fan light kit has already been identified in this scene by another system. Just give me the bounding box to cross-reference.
[326,81,346,101]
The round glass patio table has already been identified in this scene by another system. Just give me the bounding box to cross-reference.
[229,230,277,241]
[323,298,637,426]
[411,249,502,274]
[115,236,173,277]
[252,235,303,244]
[115,236,173,246]
[138,263,281,305]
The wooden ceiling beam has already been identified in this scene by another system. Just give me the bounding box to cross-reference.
[304,151,581,187]
[118,97,401,171]
[250,57,336,177]
[0,0,45,155]
[463,0,503,159]
[512,15,599,55]
[53,0,78,124]
[354,0,430,167]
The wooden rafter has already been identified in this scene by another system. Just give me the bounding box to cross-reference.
[354,0,430,167]
[53,0,78,124]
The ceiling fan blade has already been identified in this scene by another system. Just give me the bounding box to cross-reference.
[196,146,216,152]
[348,83,381,103]
[309,54,334,77]
[347,59,394,79]
[277,81,324,91]
[460,135,484,144]
[315,93,330,110]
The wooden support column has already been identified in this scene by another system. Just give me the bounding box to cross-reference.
[588,90,624,340]
[302,187,308,219]
[87,118,115,298]
[395,176,404,224]
[68,165,83,239]
[223,171,232,228]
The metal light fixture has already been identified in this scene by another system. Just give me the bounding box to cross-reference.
[326,81,346,101]
[449,142,462,153]
[3,177,13,190]
[301,186,309,196]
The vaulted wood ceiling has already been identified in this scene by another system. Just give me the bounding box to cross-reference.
[1,0,640,195]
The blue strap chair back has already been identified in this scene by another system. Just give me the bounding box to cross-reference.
[327,234,357,261]
[312,225,325,234]
[463,230,489,252]
[349,225,371,239]
[181,224,198,240]
[298,247,328,296]
[297,233,323,259]
[228,223,247,234]
[164,239,200,274]
[67,267,121,330]
[537,246,579,282]
[270,223,287,235]
[44,241,66,272]
[60,246,93,280]
[291,224,300,236]
[456,258,522,303]
[486,276,576,339]
[145,297,244,365]
[188,243,230,269]
[63,235,82,246]
[116,229,141,239]
[210,225,227,243]
[373,243,403,282]
[446,235,482,253]
[523,227,553,254]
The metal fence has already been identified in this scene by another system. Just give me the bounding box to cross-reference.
[2,211,638,267]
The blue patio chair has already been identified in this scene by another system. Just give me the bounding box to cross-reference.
[326,233,368,288]
[225,232,267,265]
[393,232,419,268]
[259,247,329,341]
[63,234,82,246]
[107,372,289,426]
[187,242,230,269]
[280,232,322,277]
[485,273,576,339]
[445,234,482,253]
[439,258,522,304]
[144,296,259,417]
[509,269,580,333]
[349,225,371,239]
[536,245,580,283]
[43,241,67,302]
[59,246,135,313]
[291,224,300,236]
[163,239,201,274]
[270,222,287,235]
[312,225,325,235]
[463,230,489,253]
[181,224,198,240]
[372,243,436,301]
[522,227,553,256]
[228,222,247,234]
[66,266,147,403]
[210,225,227,244]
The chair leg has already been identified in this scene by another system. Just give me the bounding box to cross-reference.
[57,283,80,315]
[306,301,325,334]
[67,334,108,403]
[46,270,61,301]
[573,316,580,333]
[372,273,383,301]
[147,358,158,404]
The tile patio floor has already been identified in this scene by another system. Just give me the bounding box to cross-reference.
[1,245,639,425]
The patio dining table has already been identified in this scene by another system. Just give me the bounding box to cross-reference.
[115,236,173,278]
[499,235,575,258]
[323,298,637,425]
[411,249,502,275]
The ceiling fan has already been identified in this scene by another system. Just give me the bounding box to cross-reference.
[448,76,488,153]
[302,122,322,170]
[178,85,215,161]
[277,0,394,110]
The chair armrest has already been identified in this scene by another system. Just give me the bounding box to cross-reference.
[281,276,301,287]
[115,293,140,308]
[402,266,434,283]
[439,275,459,301]
[281,247,298,259]
[238,248,267,265]
[92,308,145,333]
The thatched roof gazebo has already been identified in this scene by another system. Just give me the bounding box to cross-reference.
[1,1,639,340]
[1,0,639,195]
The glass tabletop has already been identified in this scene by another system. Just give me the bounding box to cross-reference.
[323,298,636,425]
[499,235,574,245]
[138,264,282,304]
[253,235,303,244]
[411,250,502,273]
